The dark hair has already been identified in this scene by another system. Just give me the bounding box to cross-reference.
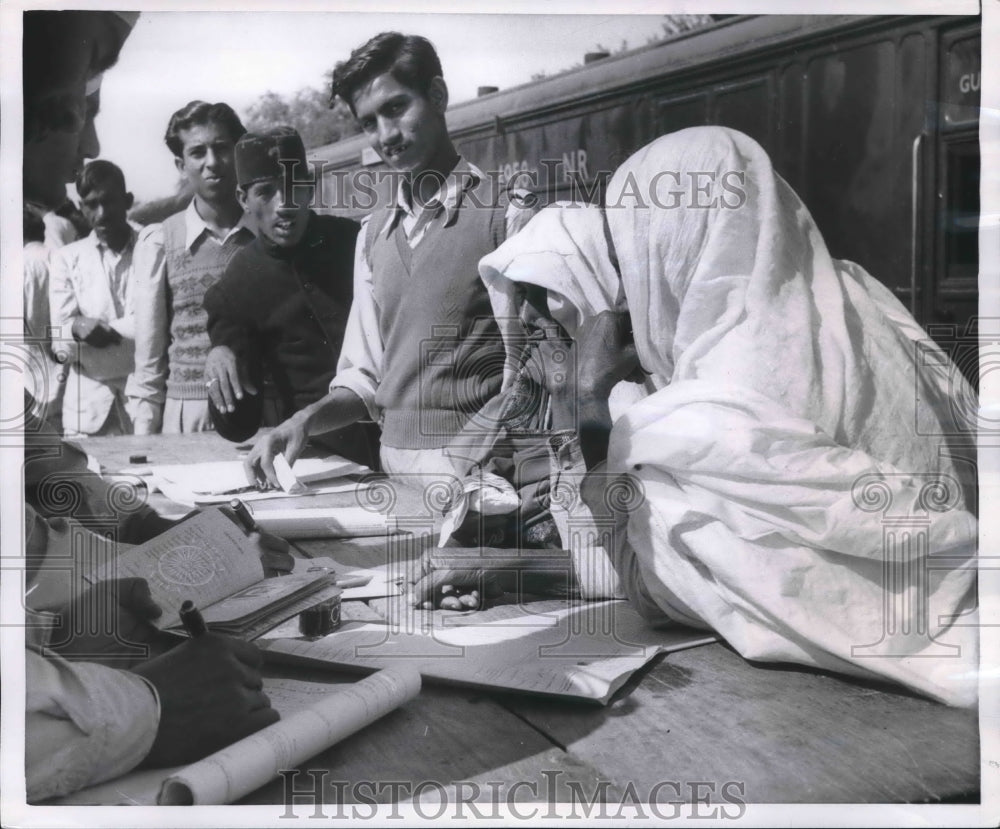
[164,100,246,157]
[76,159,127,199]
[330,32,443,113]
[22,10,128,143]
[23,207,46,244]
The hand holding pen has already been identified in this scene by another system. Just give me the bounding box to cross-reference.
[224,499,294,577]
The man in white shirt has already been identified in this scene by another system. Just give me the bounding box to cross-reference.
[49,159,137,436]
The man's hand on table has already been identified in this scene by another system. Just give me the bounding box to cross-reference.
[244,413,309,490]
[205,345,257,414]
[410,548,577,610]
[134,633,278,768]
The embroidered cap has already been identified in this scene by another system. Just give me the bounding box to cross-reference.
[235,126,309,188]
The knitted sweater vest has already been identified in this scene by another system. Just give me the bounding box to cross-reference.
[161,212,251,399]
[370,183,508,449]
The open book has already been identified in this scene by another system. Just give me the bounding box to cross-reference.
[87,508,338,637]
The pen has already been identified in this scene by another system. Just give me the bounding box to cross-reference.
[179,600,207,637]
[229,498,258,534]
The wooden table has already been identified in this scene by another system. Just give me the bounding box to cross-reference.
[75,432,981,806]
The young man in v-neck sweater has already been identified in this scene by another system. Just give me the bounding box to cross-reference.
[246,34,547,523]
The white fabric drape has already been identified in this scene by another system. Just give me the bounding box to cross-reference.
[479,127,979,706]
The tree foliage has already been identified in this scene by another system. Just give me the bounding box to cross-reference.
[244,73,360,150]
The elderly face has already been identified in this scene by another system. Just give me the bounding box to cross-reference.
[23,12,133,208]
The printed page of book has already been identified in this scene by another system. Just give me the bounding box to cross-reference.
[88,509,265,629]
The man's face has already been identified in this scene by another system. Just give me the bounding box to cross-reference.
[352,73,448,176]
[80,182,132,246]
[23,14,131,208]
[174,121,239,204]
[238,177,311,248]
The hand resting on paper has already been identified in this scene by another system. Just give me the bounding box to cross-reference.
[410,548,579,610]
[46,577,174,667]
[134,633,279,768]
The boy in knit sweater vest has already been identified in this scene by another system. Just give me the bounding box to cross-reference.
[126,101,254,434]
[245,33,548,533]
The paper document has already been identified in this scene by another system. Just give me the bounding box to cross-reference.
[262,600,717,704]
[292,556,403,601]
[148,456,370,506]
[252,507,397,539]
[47,670,420,806]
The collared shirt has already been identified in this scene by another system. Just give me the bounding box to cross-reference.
[331,158,538,420]
[48,227,140,434]
[182,197,254,252]
[126,200,255,433]
[49,227,138,343]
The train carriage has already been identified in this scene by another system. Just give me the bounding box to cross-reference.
[312,13,982,383]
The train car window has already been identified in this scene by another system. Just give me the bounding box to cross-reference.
[711,76,774,155]
[658,92,708,135]
[942,34,980,127]
[943,139,980,278]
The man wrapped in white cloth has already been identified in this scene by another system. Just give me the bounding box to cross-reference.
[466,126,978,707]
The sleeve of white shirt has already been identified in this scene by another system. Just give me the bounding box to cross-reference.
[329,216,384,422]
[26,649,159,802]
[124,224,168,433]
[47,246,80,362]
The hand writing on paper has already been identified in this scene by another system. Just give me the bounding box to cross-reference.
[252,531,294,577]
[46,577,173,667]
[135,633,279,768]
[217,503,295,576]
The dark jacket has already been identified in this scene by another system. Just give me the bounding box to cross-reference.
[203,212,365,445]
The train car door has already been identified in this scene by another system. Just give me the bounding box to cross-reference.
[928,22,980,387]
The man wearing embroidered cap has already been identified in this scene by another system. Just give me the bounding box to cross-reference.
[202,127,377,465]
